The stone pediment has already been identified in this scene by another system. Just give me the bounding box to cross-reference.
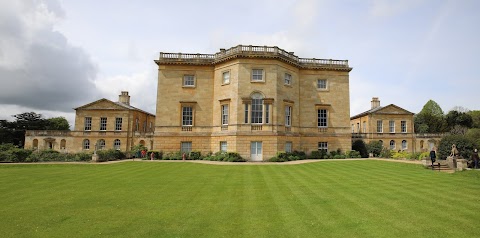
[74,99,128,111]
[375,104,413,115]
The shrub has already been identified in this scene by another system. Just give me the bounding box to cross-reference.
[352,140,368,158]
[438,135,476,159]
[189,151,202,160]
[346,150,361,158]
[163,151,183,160]
[292,151,307,160]
[380,148,392,158]
[367,141,383,157]
[0,145,33,162]
[308,151,325,159]
[203,151,245,162]
[96,149,126,162]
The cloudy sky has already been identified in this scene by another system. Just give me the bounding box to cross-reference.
[0,0,479,128]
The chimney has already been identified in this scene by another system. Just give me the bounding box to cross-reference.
[119,91,130,105]
[371,97,380,109]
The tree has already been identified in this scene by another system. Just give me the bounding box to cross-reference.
[352,140,368,158]
[445,110,473,134]
[466,128,480,148]
[414,100,447,133]
[367,141,383,157]
[468,110,480,128]
[46,117,70,130]
[13,112,48,130]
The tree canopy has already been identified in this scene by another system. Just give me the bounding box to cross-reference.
[414,100,446,133]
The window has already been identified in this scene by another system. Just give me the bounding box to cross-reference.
[83,139,90,150]
[183,75,195,86]
[390,140,395,150]
[284,73,292,85]
[244,104,249,123]
[357,123,360,133]
[351,124,355,133]
[84,117,92,131]
[143,121,147,132]
[317,109,328,127]
[285,142,292,153]
[114,139,121,150]
[377,120,383,133]
[318,142,328,153]
[222,71,230,84]
[401,121,407,133]
[402,140,407,150]
[379,140,383,147]
[98,139,105,150]
[389,120,395,133]
[135,118,139,131]
[181,142,192,153]
[251,93,263,124]
[317,79,327,89]
[221,105,229,125]
[285,106,292,126]
[182,106,193,126]
[149,122,153,132]
[100,117,107,131]
[363,121,366,133]
[252,69,263,81]
[115,118,122,131]
[220,141,227,152]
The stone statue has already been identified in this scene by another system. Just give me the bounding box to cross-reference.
[450,144,459,157]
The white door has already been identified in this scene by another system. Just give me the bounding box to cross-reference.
[250,142,263,161]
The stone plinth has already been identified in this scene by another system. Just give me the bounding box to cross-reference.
[456,159,468,171]
[446,156,457,169]
[92,154,99,162]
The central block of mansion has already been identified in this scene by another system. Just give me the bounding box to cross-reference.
[154,45,352,161]
[24,45,353,161]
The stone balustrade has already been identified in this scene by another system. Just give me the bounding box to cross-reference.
[157,45,350,70]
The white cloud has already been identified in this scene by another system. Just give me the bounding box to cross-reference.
[94,70,156,114]
[0,0,99,113]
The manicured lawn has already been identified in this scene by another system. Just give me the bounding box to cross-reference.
[1,160,480,237]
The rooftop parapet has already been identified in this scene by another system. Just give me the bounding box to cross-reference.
[156,45,351,71]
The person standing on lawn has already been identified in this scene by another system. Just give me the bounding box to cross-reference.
[472,149,479,169]
[430,147,437,169]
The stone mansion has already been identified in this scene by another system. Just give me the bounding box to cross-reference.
[24,45,441,160]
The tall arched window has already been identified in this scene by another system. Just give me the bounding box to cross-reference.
[83,139,90,150]
[114,139,121,150]
[33,139,38,149]
[251,93,263,124]
[390,140,395,150]
[98,139,106,150]
[402,140,407,150]
[60,139,66,150]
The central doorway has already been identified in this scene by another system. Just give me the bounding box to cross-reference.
[250,141,263,161]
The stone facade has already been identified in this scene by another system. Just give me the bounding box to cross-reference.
[350,97,442,153]
[24,92,155,153]
[154,45,352,160]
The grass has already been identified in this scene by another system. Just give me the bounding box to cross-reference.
[1,160,480,237]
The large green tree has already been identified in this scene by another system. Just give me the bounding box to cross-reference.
[46,117,70,130]
[445,110,473,134]
[468,110,480,128]
[414,100,447,133]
